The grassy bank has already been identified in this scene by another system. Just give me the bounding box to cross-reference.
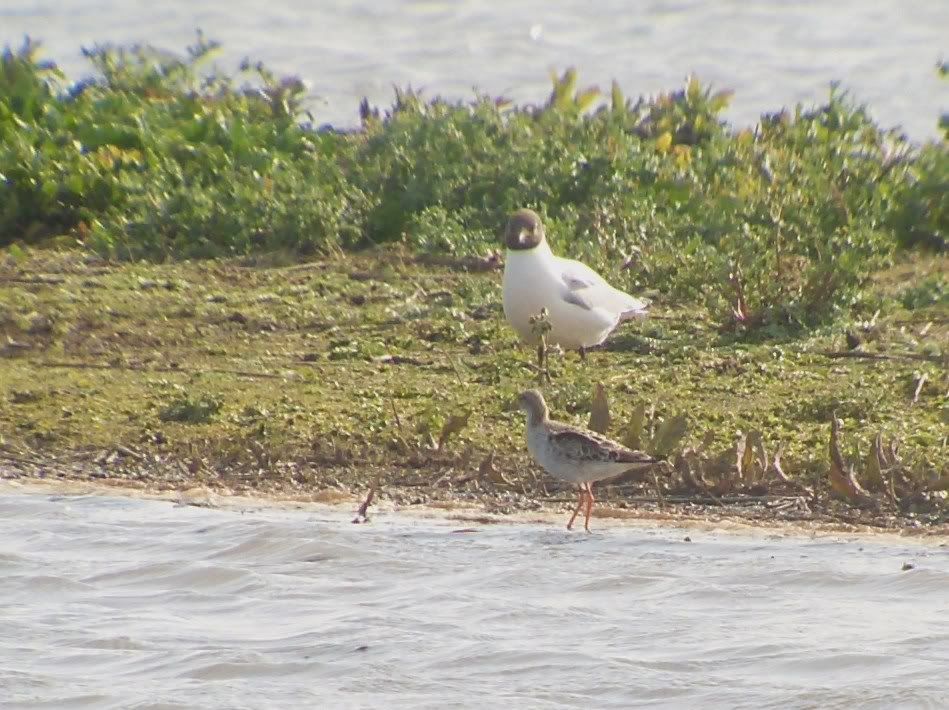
[1,249,946,528]
[0,37,947,528]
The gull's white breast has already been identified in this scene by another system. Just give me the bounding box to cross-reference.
[502,245,643,350]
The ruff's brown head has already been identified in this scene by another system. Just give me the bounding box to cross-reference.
[516,388,549,424]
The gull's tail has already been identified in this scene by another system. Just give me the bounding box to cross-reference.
[619,295,650,321]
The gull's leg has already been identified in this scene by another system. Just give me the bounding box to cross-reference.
[583,482,595,533]
[578,346,586,362]
[536,342,551,384]
[566,486,585,530]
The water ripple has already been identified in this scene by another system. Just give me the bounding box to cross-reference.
[0,0,946,140]
[1,491,947,708]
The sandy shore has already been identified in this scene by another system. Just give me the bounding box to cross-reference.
[3,475,947,546]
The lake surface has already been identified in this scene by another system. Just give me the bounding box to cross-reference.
[1,489,947,709]
[2,0,947,139]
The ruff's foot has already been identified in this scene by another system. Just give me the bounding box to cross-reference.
[582,483,595,532]
[566,487,587,530]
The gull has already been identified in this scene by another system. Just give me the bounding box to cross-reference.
[516,389,658,532]
[502,209,648,374]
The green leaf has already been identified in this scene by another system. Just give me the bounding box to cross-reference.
[709,89,734,113]
[611,80,625,112]
[7,243,27,261]
[548,67,579,112]
[649,414,688,457]
[437,410,470,451]
[740,432,755,481]
[65,173,86,195]
[588,383,610,434]
[862,433,885,492]
[686,74,702,102]
[575,88,601,114]
[622,402,646,451]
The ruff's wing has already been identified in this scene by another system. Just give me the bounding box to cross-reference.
[557,257,649,319]
[548,425,657,469]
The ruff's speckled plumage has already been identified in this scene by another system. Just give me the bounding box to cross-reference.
[517,389,657,531]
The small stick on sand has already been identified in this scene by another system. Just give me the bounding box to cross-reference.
[352,481,377,524]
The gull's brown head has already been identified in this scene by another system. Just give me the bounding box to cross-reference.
[503,209,546,251]
[516,388,549,423]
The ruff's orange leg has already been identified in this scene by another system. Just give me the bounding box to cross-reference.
[583,482,595,532]
[566,487,586,530]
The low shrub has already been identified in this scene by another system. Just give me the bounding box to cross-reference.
[2,37,946,326]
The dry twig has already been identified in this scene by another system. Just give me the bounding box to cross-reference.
[352,480,378,524]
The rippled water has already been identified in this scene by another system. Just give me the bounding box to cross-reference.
[1,490,948,709]
[3,0,947,139]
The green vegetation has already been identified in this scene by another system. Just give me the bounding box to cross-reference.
[2,37,946,325]
[0,37,946,526]
[159,394,222,424]
[0,249,945,525]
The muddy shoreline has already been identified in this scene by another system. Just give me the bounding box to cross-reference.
[2,252,946,538]
[3,454,947,540]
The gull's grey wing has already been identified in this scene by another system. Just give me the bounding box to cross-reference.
[562,288,593,310]
[563,273,597,290]
[561,271,599,311]
[559,258,649,318]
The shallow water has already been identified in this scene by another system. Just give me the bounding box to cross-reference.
[3,0,947,139]
[1,492,947,709]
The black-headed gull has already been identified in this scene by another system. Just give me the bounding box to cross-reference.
[502,209,648,373]
[516,389,657,532]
